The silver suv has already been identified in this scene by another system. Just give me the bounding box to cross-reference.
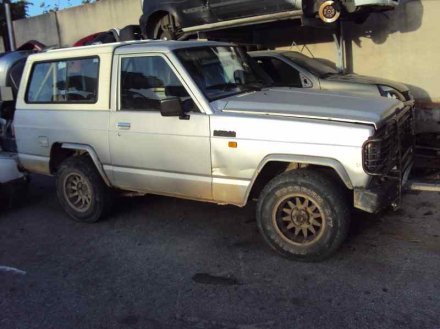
[14,41,413,261]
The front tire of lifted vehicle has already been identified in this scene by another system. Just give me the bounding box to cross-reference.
[154,15,177,40]
[256,169,350,262]
[56,156,111,223]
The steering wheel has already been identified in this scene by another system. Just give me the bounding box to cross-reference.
[67,92,88,101]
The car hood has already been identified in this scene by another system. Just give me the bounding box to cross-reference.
[211,88,403,128]
[324,74,409,92]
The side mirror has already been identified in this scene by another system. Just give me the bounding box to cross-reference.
[160,97,189,120]
[300,73,313,88]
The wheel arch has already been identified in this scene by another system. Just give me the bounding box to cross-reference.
[245,154,353,204]
[49,142,111,187]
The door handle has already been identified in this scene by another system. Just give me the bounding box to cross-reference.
[117,122,131,130]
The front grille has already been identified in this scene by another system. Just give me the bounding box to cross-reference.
[363,106,414,178]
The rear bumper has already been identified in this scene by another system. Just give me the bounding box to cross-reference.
[0,151,24,183]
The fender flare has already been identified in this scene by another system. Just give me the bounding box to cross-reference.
[61,143,112,187]
[244,154,353,203]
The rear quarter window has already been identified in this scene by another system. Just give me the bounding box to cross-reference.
[26,57,99,104]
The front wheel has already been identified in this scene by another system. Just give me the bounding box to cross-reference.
[56,156,111,223]
[256,169,350,262]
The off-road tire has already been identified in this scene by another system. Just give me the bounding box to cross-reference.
[56,156,111,223]
[256,169,350,262]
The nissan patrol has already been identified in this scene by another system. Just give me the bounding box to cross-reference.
[13,40,414,261]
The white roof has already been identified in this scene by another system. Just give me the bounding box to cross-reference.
[27,40,233,62]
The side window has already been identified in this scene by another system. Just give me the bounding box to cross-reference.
[255,57,302,88]
[120,56,196,112]
[8,59,26,95]
[26,57,99,103]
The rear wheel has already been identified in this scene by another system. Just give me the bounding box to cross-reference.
[256,169,350,262]
[56,156,110,223]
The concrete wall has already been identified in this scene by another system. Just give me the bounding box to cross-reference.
[13,12,60,48]
[11,0,439,107]
[56,0,141,47]
[13,0,141,48]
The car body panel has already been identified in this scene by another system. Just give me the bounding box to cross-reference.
[0,51,31,88]
[352,0,398,7]
[210,112,374,204]
[0,151,24,184]
[323,73,409,94]
[211,87,402,128]
[209,0,301,21]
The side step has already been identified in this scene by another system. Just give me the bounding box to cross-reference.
[181,10,303,34]
[405,180,440,192]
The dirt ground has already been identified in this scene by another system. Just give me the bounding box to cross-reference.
[1,175,439,329]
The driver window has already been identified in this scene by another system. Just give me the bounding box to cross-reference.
[120,56,197,112]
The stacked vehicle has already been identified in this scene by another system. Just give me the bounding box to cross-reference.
[139,0,400,39]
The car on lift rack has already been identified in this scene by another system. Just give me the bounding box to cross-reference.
[250,49,413,105]
[139,0,399,39]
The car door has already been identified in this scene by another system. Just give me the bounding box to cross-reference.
[209,0,297,21]
[108,53,212,201]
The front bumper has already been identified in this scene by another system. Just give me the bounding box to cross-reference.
[353,179,399,213]
[359,105,414,213]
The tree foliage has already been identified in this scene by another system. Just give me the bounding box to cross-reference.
[38,0,100,13]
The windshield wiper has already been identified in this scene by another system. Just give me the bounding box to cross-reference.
[206,83,239,91]
[242,81,267,92]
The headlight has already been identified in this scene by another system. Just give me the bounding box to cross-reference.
[377,85,405,102]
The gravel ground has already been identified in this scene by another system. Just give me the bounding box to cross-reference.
[1,175,439,329]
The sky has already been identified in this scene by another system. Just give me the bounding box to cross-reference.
[26,0,84,17]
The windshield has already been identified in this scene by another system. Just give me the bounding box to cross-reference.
[282,51,339,77]
[175,46,271,101]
